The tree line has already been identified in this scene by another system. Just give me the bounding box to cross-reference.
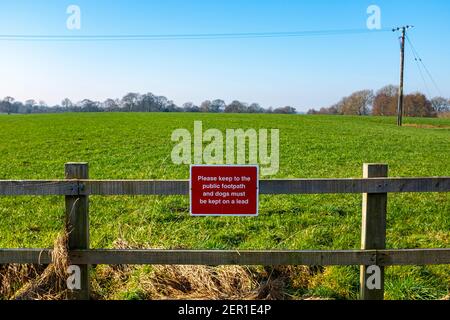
[0,93,297,115]
[307,85,450,117]
[2,86,449,117]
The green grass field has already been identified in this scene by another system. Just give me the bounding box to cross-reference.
[0,113,449,300]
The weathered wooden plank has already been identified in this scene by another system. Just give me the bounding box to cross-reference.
[360,164,387,300]
[65,163,90,300]
[2,249,449,266]
[0,177,449,196]
[82,180,190,195]
[259,177,450,195]
[0,249,376,266]
[80,177,450,195]
[378,248,450,265]
[0,180,78,196]
[69,249,377,266]
[0,249,52,264]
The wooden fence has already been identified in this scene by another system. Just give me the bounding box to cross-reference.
[0,162,449,300]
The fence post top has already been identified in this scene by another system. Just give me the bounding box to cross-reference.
[65,162,89,166]
[363,164,388,178]
[65,163,89,180]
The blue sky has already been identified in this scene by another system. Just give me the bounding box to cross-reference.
[0,0,449,111]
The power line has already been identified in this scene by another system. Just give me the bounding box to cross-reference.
[0,28,392,41]
[405,36,433,98]
[406,34,443,97]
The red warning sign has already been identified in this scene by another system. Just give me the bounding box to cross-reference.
[190,165,259,216]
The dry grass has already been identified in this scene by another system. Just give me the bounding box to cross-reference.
[93,263,315,300]
[92,239,319,300]
[142,265,266,300]
[2,237,324,300]
[438,112,450,118]
[0,264,46,299]
[0,232,71,300]
[139,264,325,300]
[404,123,450,129]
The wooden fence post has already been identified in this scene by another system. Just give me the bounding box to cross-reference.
[360,163,388,300]
[65,162,90,300]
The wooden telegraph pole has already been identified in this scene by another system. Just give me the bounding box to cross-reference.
[393,26,413,127]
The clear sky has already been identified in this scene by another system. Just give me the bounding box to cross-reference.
[0,0,449,111]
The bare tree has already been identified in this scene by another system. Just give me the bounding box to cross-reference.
[62,98,73,109]
[273,106,297,114]
[340,90,374,115]
[200,100,212,112]
[372,85,398,116]
[431,97,450,114]
[404,93,435,117]
[182,102,199,112]
[121,93,140,112]
[225,100,248,113]
[210,99,226,113]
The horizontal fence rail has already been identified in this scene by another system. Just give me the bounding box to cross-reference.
[1,248,450,266]
[1,177,449,196]
[1,162,449,301]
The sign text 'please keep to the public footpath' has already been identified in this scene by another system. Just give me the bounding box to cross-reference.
[190,165,259,216]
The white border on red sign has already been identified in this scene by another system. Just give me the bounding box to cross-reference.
[189,164,259,217]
